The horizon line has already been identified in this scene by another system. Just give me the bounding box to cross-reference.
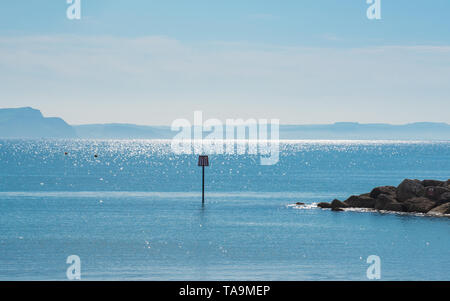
[2,106,450,127]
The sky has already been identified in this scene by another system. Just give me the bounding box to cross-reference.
[0,0,449,125]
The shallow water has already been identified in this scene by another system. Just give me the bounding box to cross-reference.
[0,140,449,280]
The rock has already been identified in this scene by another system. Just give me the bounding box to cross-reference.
[331,207,344,212]
[422,179,445,187]
[318,179,450,216]
[384,202,406,212]
[295,202,305,205]
[403,197,437,213]
[317,202,332,209]
[344,195,376,208]
[374,194,397,210]
[370,186,396,199]
[438,192,450,205]
[445,179,450,189]
[396,179,425,202]
[427,203,450,216]
[331,199,347,209]
[424,186,449,201]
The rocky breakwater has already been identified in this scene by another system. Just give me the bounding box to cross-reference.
[318,179,450,217]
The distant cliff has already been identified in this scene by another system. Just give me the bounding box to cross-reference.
[75,122,450,140]
[0,107,449,140]
[280,122,450,140]
[0,107,76,138]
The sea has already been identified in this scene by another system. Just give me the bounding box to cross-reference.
[0,139,449,280]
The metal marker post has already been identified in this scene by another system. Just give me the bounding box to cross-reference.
[198,155,209,204]
[202,165,205,203]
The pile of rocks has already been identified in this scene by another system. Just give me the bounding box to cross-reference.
[317,179,450,216]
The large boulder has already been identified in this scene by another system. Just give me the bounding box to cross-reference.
[331,199,347,210]
[396,179,425,202]
[445,179,450,188]
[344,195,376,209]
[317,202,332,209]
[403,197,437,213]
[438,192,450,205]
[422,179,445,187]
[370,186,396,199]
[384,202,406,212]
[427,203,450,216]
[374,194,397,210]
[424,186,450,201]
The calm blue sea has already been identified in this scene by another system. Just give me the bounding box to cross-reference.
[0,139,449,280]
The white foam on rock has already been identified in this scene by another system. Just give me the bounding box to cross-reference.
[287,202,319,210]
[289,202,450,218]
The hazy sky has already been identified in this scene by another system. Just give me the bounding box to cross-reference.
[0,0,449,125]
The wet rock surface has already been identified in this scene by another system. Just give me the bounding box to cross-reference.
[317,179,450,217]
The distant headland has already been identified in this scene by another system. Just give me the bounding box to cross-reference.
[1,107,450,140]
[0,107,76,139]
